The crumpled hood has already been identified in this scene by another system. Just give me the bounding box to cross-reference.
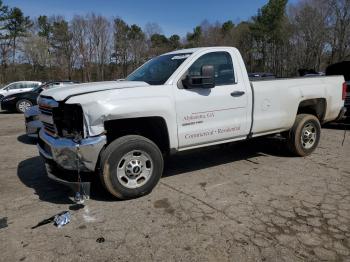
[41,80,149,101]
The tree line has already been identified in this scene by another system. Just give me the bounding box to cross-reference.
[0,0,349,84]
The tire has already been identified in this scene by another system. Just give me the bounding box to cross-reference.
[286,114,321,156]
[100,135,164,199]
[16,99,33,113]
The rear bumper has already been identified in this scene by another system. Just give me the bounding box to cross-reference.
[335,106,347,121]
[37,129,106,172]
[345,105,350,117]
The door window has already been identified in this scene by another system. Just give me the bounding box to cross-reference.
[28,83,40,88]
[7,83,22,90]
[188,52,235,86]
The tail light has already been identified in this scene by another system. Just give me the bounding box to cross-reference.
[342,82,347,100]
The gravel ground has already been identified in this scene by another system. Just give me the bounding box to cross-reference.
[0,112,349,262]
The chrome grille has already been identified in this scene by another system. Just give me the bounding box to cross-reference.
[39,105,53,116]
[42,122,57,136]
[38,96,59,137]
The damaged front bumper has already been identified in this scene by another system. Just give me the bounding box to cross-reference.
[25,120,42,138]
[37,129,106,172]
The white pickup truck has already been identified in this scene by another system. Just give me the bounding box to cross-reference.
[37,47,347,199]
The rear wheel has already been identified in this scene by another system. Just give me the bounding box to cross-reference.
[286,114,321,156]
[100,135,164,199]
[16,99,32,113]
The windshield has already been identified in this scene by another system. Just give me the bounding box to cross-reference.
[126,53,192,85]
[32,83,45,92]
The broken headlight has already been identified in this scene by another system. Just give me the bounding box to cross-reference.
[53,104,84,139]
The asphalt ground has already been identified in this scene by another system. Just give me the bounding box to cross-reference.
[0,112,349,262]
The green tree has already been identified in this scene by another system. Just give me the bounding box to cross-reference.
[250,0,289,74]
[221,20,234,36]
[150,33,168,48]
[150,33,171,55]
[51,19,74,79]
[186,26,202,47]
[169,34,181,49]
[37,15,52,41]
[4,7,32,64]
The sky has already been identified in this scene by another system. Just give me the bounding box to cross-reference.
[5,0,299,37]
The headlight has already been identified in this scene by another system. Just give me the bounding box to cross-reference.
[3,96,16,102]
[53,104,84,139]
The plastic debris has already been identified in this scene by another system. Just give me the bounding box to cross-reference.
[0,217,8,229]
[74,192,84,204]
[96,237,105,243]
[54,211,71,228]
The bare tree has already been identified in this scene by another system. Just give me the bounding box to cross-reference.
[328,0,350,62]
[144,22,163,39]
[51,17,75,80]
[114,18,130,77]
[89,14,110,80]
[288,0,329,71]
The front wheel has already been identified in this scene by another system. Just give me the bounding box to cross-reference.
[16,99,32,113]
[100,135,164,199]
[286,114,321,156]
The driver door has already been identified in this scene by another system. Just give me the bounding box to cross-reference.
[174,51,249,149]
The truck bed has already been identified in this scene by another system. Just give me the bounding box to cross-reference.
[250,76,344,137]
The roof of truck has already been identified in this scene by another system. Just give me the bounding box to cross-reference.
[165,46,236,55]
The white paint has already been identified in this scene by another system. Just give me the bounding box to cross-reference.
[41,47,345,152]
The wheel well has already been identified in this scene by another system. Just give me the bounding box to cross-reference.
[104,117,170,154]
[297,99,326,121]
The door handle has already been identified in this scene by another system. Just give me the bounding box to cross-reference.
[231,91,245,97]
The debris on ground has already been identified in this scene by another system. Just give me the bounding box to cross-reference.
[54,211,71,228]
[96,237,105,243]
[82,206,97,223]
[0,217,8,229]
[32,211,71,229]
[74,190,89,204]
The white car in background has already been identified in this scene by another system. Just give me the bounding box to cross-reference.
[0,81,42,101]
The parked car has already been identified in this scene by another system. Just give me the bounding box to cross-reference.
[248,72,276,80]
[1,81,78,113]
[0,81,41,101]
[298,69,325,77]
[24,105,42,137]
[326,61,350,119]
[37,47,346,200]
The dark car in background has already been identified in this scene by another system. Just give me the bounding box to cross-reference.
[326,61,350,119]
[0,81,78,113]
[248,72,276,80]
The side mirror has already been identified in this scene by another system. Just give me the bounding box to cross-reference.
[182,65,215,89]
